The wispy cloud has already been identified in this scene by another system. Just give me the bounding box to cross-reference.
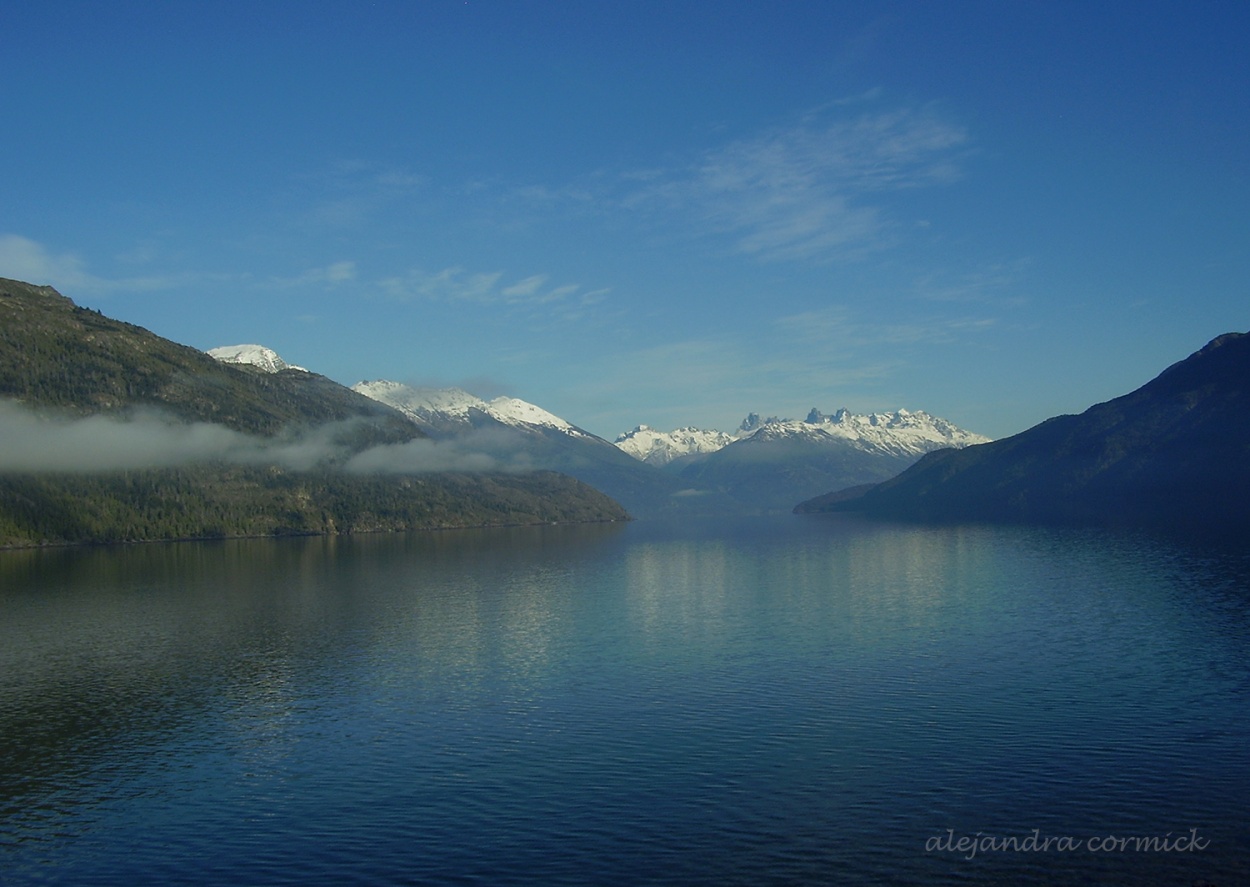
[270,260,358,288]
[634,104,967,262]
[378,266,600,310]
[501,274,548,298]
[299,160,427,228]
[563,295,1000,434]
[774,305,995,348]
[0,234,177,295]
[910,260,1031,305]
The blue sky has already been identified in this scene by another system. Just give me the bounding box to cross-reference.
[3,1,1247,440]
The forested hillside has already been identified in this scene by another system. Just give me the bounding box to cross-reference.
[0,278,417,444]
[0,467,628,548]
[0,279,629,545]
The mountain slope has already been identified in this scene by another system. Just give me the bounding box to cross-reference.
[0,466,627,548]
[0,279,628,545]
[354,380,740,517]
[801,332,1250,534]
[0,278,415,445]
[675,408,990,512]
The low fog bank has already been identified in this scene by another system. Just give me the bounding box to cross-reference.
[0,400,529,475]
[343,429,536,475]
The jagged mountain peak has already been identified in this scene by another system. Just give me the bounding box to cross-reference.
[738,407,988,451]
[616,407,989,470]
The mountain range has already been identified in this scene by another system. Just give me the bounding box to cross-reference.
[0,278,627,546]
[345,380,735,518]
[10,274,1240,541]
[217,347,991,516]
[613,408,990,512]
[798,332,1250,536]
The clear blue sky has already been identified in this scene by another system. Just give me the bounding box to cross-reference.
[3,1,1247,440]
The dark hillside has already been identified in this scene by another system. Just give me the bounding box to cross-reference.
[0,278,416,445]
[801,333,1250,535]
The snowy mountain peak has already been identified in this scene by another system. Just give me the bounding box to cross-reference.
[616,407,991,466]
[614,424,741,467]
[738,408,990,456]
[352,380,594,439]
[208,344,306,373]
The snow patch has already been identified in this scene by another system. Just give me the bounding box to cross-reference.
[352,380,594,439]
[208,344,306,373]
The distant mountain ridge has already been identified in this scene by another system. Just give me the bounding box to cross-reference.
[741,407,988,455]
[617,408,988,465]
[799,332,1250,535]
[349,379,730,517]
[615,407,989,512]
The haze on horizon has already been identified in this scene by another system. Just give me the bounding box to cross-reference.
[2,2,1246,442]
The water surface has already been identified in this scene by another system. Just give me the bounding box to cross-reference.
[2,515,1248,885]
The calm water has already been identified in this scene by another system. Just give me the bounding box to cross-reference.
[2,514,1249,886]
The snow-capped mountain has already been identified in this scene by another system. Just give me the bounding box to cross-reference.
[207,344,307,373]
[644,406,991,512]
[616,408,989,468]
[351,380,721,517]
[738,407,990,455]
[351,380,594,439]
[614,425,743,467]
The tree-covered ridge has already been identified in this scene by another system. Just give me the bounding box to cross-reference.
[0,278,417,445]
[0,467,629,548]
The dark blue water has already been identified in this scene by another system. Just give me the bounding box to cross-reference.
[2,515,1248,885]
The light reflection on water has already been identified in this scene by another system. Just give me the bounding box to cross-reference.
[2,515,1249,885]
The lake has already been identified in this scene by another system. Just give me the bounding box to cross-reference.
[2,514,1248,885]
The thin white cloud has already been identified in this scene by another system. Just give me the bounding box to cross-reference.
[380,266,504,302]
[774,305,995,347]
[911,260,1032,305]
[0,234,181,294]
[501,274,548,297]
[300,161,428,228]
[271,260,358,288]
[561,101,970,263]
[561,296,999,435]
[380,266,597,312]
[538,284,578,303]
